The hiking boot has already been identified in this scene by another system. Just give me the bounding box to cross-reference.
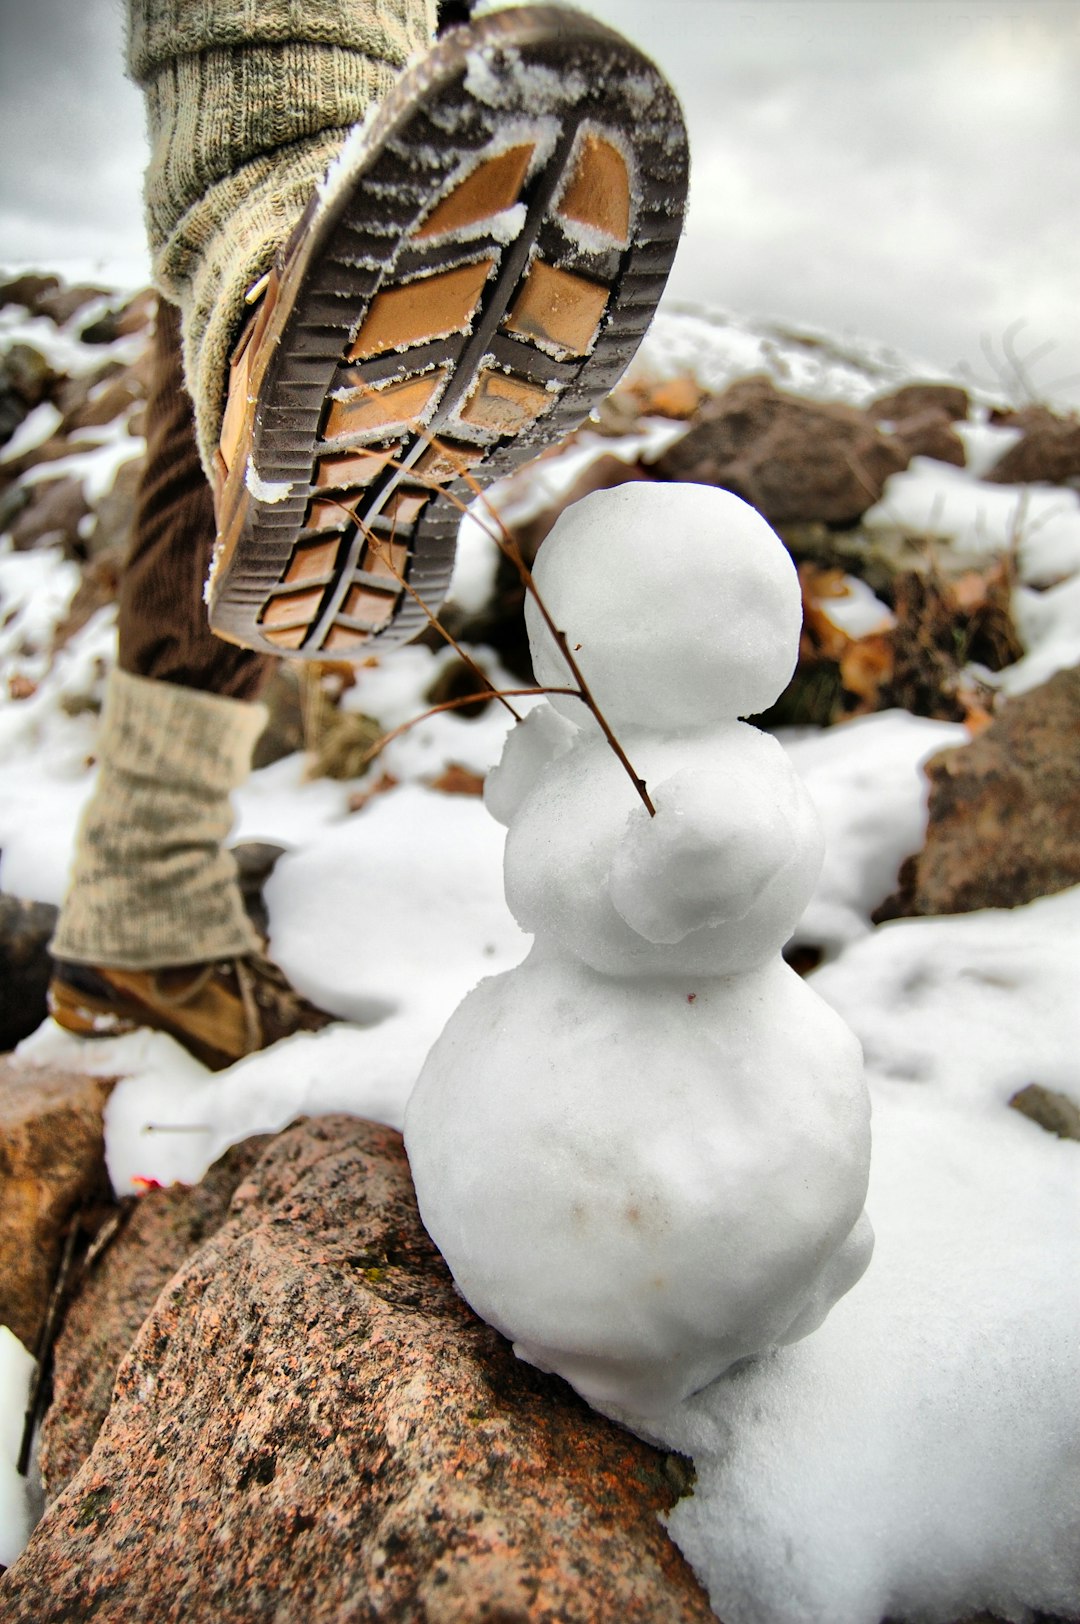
[209,3,688,658]
[48,955,335,1072]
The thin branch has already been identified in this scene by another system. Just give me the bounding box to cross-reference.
[320,386,655,814]
[321,491,521,722]
[357,685,576,769]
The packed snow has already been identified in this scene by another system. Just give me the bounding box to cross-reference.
[1,342,1079,1617]
[407,486,873,1412]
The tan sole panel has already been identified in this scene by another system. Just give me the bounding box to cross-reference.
[323,371,447,443]
[348,259,494,361]
[419,143,535,239]
[558,132,631,245]
[504,261,610,357]
[283,536,341,585]
[314,445,402,490]
[460,368,555,434]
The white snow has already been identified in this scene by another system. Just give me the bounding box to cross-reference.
[864,458,1080,588]
[780,711,968,956]
[244,459,295,505]
[636,1077,1080,1624]
[0,1328,35,1569]
[0,403,62,464]
[2,305,1079,1618]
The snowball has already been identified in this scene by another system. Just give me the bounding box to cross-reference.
[526,483,803,729]
[503,722,824,977]
[483,702,578,827]
[406,951,871,1414]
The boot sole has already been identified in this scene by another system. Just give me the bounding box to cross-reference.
[209,4,688,658]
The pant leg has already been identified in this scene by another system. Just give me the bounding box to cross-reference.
[128,0,437,476]
[118,298,273,700]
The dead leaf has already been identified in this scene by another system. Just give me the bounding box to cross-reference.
[347,771,399,813]
[428,763,486,797]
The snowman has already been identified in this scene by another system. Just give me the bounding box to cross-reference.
[404,481,872,1415]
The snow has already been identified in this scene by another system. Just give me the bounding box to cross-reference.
[0,1328,35,1569]
[638,1079,1080,1624]
[864,458,1080,588]
[525,483,804,729]
[781,711,969,956]
[244,460,295,505]
[2,307,1080,1617]
[999,572,1080,698]
[631,305,953,407]
[0,403,62,464]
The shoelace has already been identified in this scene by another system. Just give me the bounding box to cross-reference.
[149,958,264,1054]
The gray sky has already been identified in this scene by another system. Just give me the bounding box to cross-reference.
[2,0,1079,405]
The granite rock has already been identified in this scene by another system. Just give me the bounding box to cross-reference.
[0,893,58,1050]
[40,1137,268,1501]
[869,382,970,423]
[876,666,1080,918]
[654,374,908,525]
[985,406,1080,486]
[3,1117,712,1622]
[0,1060,114,1352]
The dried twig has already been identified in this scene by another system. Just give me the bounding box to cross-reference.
[328,425,656,814]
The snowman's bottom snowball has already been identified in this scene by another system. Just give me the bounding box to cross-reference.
[405,950,872,1413]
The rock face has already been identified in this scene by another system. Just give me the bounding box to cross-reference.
[654,374,908,525]
[0,1060,114,1352]
[985,405,1080,486]
[0,893,58,1050]
[886,406,966,468]
[40,1137,268,1501]
[877,666,1080,918]
[3,1117,712,1623]
[869,382,970,423]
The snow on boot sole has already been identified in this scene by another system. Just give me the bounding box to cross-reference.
[210,4,688,658]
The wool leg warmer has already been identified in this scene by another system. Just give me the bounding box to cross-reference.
[127,0,436,476]
[52,669,269,968]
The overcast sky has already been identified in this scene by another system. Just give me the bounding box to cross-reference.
[2,0,1078,404]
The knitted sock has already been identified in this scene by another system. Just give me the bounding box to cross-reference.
[52,669,269,969]
[127,0,436,477]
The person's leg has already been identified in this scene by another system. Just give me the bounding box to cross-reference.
[49,305,331,1068]
[125,0,688,659]
[129,0,437,478]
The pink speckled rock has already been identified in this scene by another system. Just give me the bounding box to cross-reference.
[2,1116,713,1623]
[0,1058,114,1352]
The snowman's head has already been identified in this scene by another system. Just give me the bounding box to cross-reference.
[526,482,801,731]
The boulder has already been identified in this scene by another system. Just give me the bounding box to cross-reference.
[32,284,109,329]
[869,382,970,423]
[0,273,61,314]
[0,343,57,447]
[876,666,1080,918]
[886,406,966,469]
[60,372,143,436]
[3,1117,712,1622]
[40,1137,268,1501]
[51,548,125,650]
[985,407,1080,486]
[7,476,91,556]
[0,1060,114,1353]
[78,289,156,346]
[83,454,141,558]
[0,894,58,1050]
[654,374,908,525]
